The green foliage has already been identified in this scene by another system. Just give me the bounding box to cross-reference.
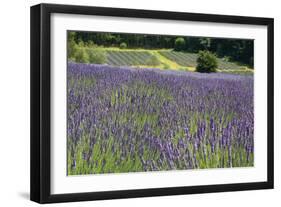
[222,56,231,62]
[74,48,89,63]
[67,34,107,64]
[119,42,127,49]
[86,40,97,48]
[86,48,107,64]
[210,39,254,67]
[67,32,78,60]
[196,50,218,73]
[174,37,186,51]
[77,40,85,47]
[144,55,160,66]
[199,38,211,50]
[68,31,254,68]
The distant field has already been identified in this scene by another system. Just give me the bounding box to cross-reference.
[70,46,253,75]
[106,51,154,66]
[102,49,250,72]
[159,51,246,70]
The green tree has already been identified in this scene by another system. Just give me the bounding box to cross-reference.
[69,31,254,67]
[87,49,107,64]
[185,37,203,52]
[74,48,89,63]
[199,38,211,50]
[67,32,78,60]
[174,37,185,51]
[196,51,218,73]
[120,42,127,49]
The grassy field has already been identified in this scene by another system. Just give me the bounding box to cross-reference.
[93,48,253,74]
[158,51,247,70]
[106,51,155,66]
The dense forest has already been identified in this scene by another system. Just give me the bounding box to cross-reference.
[70,32,254,67]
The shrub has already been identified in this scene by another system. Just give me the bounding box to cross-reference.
[74,48,89,63]
[67,32,78,60]
[222,56,231,62]
[87,49,107,64]
[120,42,127,49]
[67,42,78,61]
[196,50,218,73]
[145,56,160,66]
[77,40,85,47]
[174,37,185,51]
[86,40,97,48]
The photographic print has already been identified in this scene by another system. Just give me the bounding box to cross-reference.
[31,4,273,203]
[67,31,254,175]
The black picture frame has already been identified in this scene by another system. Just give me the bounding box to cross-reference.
[30,3,274,204]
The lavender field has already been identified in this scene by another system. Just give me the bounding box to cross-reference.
[67,62,254,175]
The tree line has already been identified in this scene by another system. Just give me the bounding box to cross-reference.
[69,31,254,67]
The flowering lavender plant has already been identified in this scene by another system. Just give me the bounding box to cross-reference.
[67,62,254,175]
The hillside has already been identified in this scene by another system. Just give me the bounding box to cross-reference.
[101,49,253,75]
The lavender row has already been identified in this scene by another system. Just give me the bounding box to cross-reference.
[67,63,254,175]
